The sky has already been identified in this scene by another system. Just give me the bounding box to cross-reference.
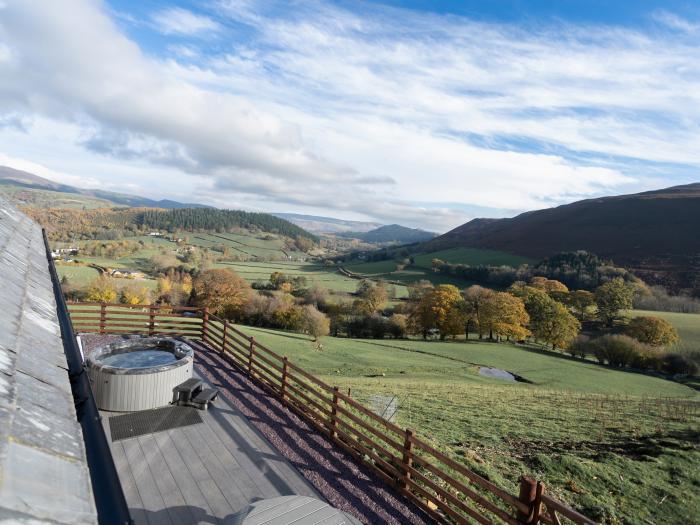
[0,0,699,232]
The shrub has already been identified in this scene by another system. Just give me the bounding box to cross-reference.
[566,335,590,359]
[588,335,649,367]
[625,316,680,347]
[661,353,699,376]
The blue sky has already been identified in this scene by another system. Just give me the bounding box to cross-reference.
[0,0,699,231]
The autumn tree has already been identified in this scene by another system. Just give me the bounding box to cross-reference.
[567,290,596,321]
[192,268,253,320]
[626,316,680,347]
[411,284,464,340]
[595,277,633,326]
[120,284,151,305]
[86,275,118,303]
[531,277,569,294]
[516,286,580,350]
[480,292,530,341]
[301,304,330,341]
[462,285,495,338]
[355,279,388,313]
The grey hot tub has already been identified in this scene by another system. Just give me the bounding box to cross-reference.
[87,337,194,412]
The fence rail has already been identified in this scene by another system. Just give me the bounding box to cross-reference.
[68,302,597,525]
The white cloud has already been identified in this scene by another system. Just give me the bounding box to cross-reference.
[152,7,221,37]
[0,1,697,230]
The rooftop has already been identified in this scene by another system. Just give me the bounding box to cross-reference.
[0,198,97,523]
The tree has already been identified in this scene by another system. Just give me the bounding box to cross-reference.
[595,277,633,326]
[86,275,118,303]
[301,305,330,341]
[356,280,388,313]
[120,284,151,305]
[518,287,580,350]
[462,285,496,338]
[626,316,680,347]
[567,290,596,321]
[412,284,464,340]
[192,269,253,319]
[479,292,530,341]
[531,277,569,294]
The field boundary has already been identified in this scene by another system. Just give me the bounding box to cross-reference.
[68,301,597,525]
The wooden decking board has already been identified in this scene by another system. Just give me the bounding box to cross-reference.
[152,431,215,525]
[206,403,317,498]
[121,437,170,525]
[179,423,250,512]
[103,369,325,524]
[136,433,195,525]
[167,425,235,521]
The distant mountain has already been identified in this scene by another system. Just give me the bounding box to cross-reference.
[423,183,700,294]
[0,166,211,209]
[340,224,437,244]
[273,213,383,234]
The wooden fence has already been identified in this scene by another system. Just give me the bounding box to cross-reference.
[68,302,597,525]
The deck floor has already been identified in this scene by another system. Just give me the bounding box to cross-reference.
[102,372,320,525]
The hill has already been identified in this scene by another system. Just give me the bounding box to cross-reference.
[424,183,700,294]
[29,207,317,243]
[340,224,436,244]
[273,212,383,234]
[0,165,210,209]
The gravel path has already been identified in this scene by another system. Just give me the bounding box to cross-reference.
[81,335,436,525]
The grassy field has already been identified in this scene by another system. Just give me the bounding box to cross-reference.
[630,310,700,355]
[413,247,535,268]
[234,326,699,524]
[55,263,100,282]
[217,260,410,297]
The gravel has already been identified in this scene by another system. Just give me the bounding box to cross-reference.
[80,334,436,525]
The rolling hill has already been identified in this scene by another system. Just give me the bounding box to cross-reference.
[0,166,210,209]
[273,213,383,234]
[424,183,700,294]
[340,224,436,244]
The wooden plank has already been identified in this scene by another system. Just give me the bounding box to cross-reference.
[136,434,197,525]
[167,426,234,521]
[121,437,170,525]
[107,437,149,525]
[204,400,318,499]
[151,431,215,525]
[179,420,252,513]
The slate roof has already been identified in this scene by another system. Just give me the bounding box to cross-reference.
[0,197,97,524]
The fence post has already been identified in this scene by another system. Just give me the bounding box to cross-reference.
[330,386,339,440]
[148,305,156,336]
[517,476,542,524]
[201,307,209,344]
[221,320,229,353]
[99,302,107,334]
[248,337,255,376]
[400,428,414,489]
[281,357,289,401]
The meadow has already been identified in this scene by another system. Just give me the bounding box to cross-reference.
[234,325,699,524]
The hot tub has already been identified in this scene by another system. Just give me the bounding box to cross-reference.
[87,337,194,412]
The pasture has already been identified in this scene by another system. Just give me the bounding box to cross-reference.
[232,326,699,524]
[412,247,535,268]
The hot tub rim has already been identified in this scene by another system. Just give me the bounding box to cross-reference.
[87,336,194,376]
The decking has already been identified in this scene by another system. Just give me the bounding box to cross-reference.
[101,371,320,525]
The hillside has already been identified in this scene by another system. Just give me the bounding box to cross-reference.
[28,207,317,243]
[273,212,383,234]
[424,183,700,294]
[340,224,436,244]
[0,165,210,209]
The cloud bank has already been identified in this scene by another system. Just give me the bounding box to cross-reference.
[0,0,698,230]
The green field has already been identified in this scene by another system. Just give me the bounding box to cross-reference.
[55,264,100,282]
[232,326,699,524]
[630,310,700,355]
[413,247,535,268]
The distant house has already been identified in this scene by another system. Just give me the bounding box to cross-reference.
[148,232,162,237]
[110,269,143,279]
